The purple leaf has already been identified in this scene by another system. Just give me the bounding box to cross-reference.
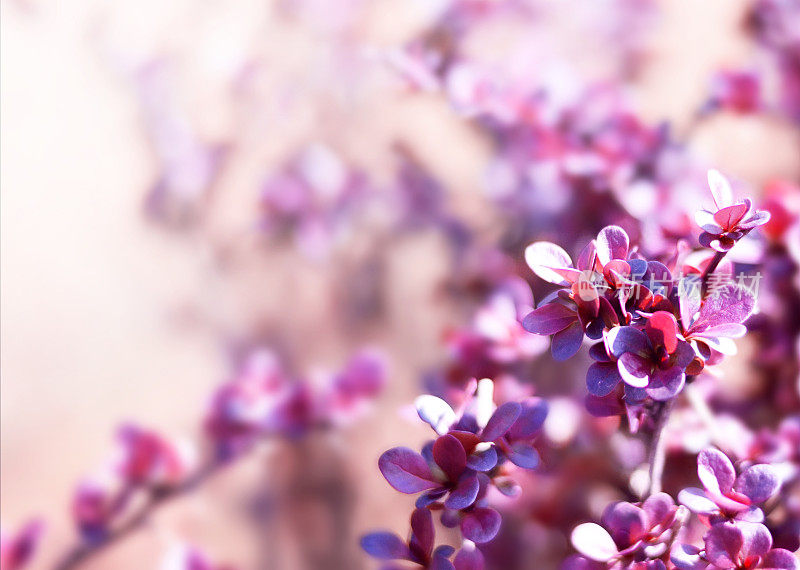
[586,363,622,397]
[696,284,755,328]
[695,210,724,234]
[679,275,702,329]
[522,304,578,335]
[596,226,630,266]
[585,392,624,417]
[361,532,410,560]
[704,523,743,569]
[444,472,480,510]
[601,502,647,548]
[642,493,675,527]
[697,323,747,338]
[379,447,439,493]
[552,320,584,361]
[453,543,485,570]
[762,549,800,570]
[466,446,497,472]
[617,353,652,388]
[734,464,781,504]
[645,366,685,401]
[697,448,736,496]
[433,435,467,482]
[738,521,773,560]
[708,169,733,209]
[460,508,502,544]
[431,555,457,570]
[605,326,650,358]
[738,209,771,230]
[524,242,576,284]
[410,508,435,560]
[482,402,521,442]
[507,398,548,440]
[670,543,709,570]
[508,441,540,469]
[571,523,618,562]
[415,395,456,435]
[678,488,719,515]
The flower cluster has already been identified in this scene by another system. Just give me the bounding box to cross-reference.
[364,378,547,557]
[0,520,43,570]
[669,448,797,570]
[569,493,687,568]
[520,170,770,429]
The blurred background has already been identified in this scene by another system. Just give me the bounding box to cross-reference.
[2,0,799,569]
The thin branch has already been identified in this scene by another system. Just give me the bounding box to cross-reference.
[52,461,225,570]
[646,399,674,497]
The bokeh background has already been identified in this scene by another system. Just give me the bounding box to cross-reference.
[2,0,799,569]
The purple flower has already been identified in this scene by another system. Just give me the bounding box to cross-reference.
[678,448,782,523]
[570,493,686,566]
[696,170,771,252]
[0,520,43,570]
[361,508,485,569]
[671,522,798,569]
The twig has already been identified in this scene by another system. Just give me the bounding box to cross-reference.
[52,460,225,570]
[647,399,674,497]
[700,251,727,298]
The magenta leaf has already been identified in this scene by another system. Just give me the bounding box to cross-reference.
[714,202,749,229]
[460,508,502,544]
[522,303,578,335]
[379,447,439,493]
[433,434,467,481]
[645,312,679,354]
[409,507,435,560]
